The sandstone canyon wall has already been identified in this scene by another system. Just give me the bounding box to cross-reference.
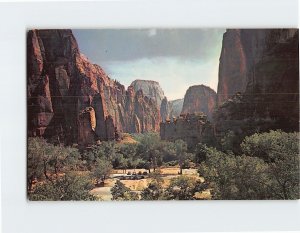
[131,79,171,122]
[160,113,214,148]
[131,80,165,107]
[168,99,184,118]
[215,29,299,139]
[181,85,216,120]
[160,97,170,122]
[27,29,160,146]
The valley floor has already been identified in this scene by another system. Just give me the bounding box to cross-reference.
[90,167,210,201]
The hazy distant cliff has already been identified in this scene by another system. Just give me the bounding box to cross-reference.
[131,79,165,107]
[27,29,160,146]
[131,79,172,121]
[168,99,184,118]
[181,85,216,120]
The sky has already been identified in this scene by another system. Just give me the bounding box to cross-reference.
[73,29,225,100]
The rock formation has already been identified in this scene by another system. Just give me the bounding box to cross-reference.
[131,79,172,122]
[161,29,298,149]
[131,79,165,108]
[181,85,217,120]
[123,88,160,133]
[78,107,96,147]
[215,29,299,140]
[217,29,299,106]
[27,29,160,146]
[160,97,170,122]
[168,99,184,118]
[160,113,215,148]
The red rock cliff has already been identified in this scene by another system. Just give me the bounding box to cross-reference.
[215,29,299,138]
[217,29,299,106]
[27,29,160,145]
[181,85,216,120]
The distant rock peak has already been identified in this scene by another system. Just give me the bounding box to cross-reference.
[181,84,217,120]
[130,79,165,108]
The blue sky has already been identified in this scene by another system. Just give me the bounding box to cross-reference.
[73,29,225,100]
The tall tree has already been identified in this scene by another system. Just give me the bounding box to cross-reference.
[92,158,112,185]
[136,133,162,173]
[174,140,188,174]
[29,173,96,201]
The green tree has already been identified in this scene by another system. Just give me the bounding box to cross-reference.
[161,141,177,163]
[241,130,299,199]
[141,181,164,200]
[111,180,139,200]
[28,173,96,201]
[141,169,164,200]
[92,158,112,185]
[28,137,46,190]
[174,140,188,174]
[220,130,236,152]
[199,131,299,199]
[164,176,203,200]
[119,143,137,159]
[199,150,271,199]
[194,143,210,164]
[83,141,117,170]
[114,154,128,173]
[27,137,82,190]
[27,137,56,189]
[48,145,80,176]
[136,132,162,172]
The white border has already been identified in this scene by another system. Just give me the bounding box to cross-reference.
[0,1,299,233]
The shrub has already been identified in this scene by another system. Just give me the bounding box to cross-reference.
[199,131,299,200]
[164,176,205,200]
[28,173,96,201]
[111,180,139,201]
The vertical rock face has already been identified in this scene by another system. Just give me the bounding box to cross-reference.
[181,85,217,120]
[168,99,184,118]
[122,86,160,133]
[131,80,165,108]
[217,29,299,106]
[133,90,161,133]
[160,113,215,148]
[160,97,170,122]
[215,29,299,138]
[78,107,96,147]
[27,29,160,146]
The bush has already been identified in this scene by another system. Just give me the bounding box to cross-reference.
[27,137,81,190]
[199,131,299,200]
[28,173,96,201]
[111,180,139,201]
[164,176,205,200]
[165,160,178,166]
[141,181,164,200]
[199,152,271,199]
[241,130,299,199]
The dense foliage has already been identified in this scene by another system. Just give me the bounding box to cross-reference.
[27,137,80,191]
[28,173,96,201]
[199,130,299,200]
[111,180,139,201]
[28,130,299,200]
